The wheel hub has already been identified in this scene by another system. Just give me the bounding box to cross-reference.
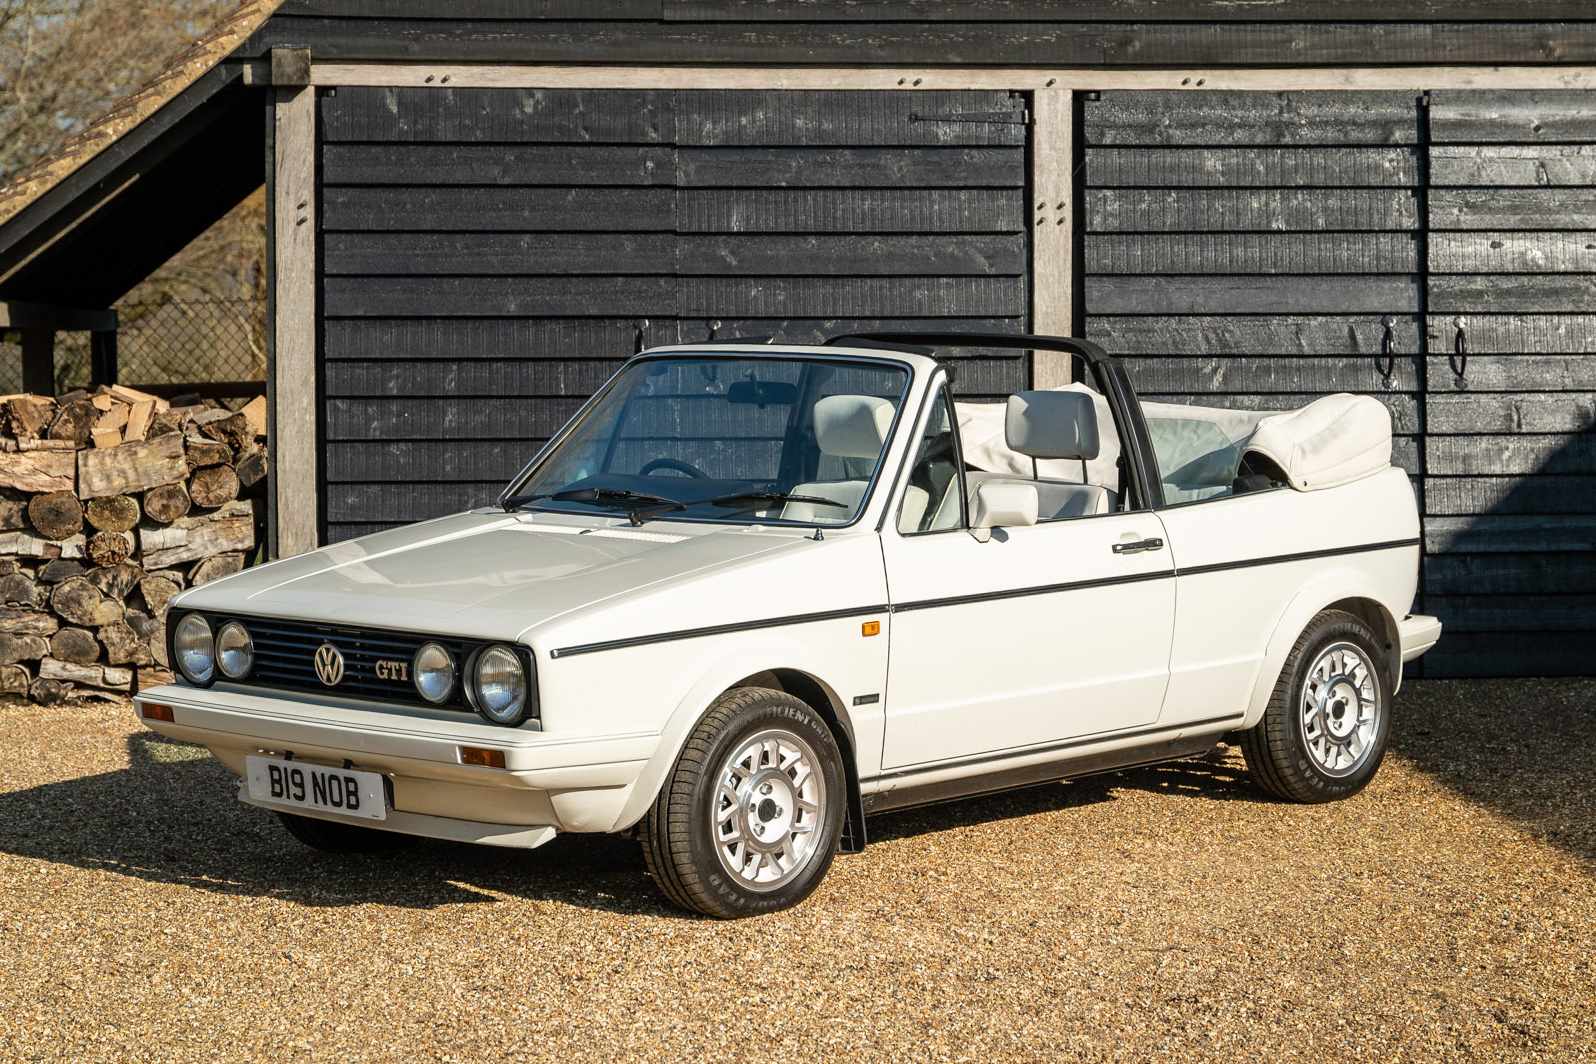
[1300,642,1381,778]
[710,728,826,890]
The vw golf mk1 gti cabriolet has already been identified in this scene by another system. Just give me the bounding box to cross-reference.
[135,333,1441,917]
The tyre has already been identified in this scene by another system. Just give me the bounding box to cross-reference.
[640,687,845,918]
[1241,609,1392,804]
[276,811,416,853]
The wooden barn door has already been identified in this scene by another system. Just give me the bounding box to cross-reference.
[1423,91,1596,676]
[316,87,1028,541]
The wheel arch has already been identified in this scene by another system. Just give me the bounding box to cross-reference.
[608,643,866,848]
[1243,575,1405,730]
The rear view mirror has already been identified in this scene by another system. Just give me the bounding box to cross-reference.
[970,481,1038,542]
[727,380,798,406]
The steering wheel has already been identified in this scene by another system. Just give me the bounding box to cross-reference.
[639,457,710,479]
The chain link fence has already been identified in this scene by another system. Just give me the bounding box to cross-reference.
[0,297,265,394]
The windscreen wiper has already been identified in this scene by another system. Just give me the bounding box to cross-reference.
[554,487,687,526]
[708,490,848,510]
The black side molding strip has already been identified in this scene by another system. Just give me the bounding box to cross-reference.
[547,538,1420,658]
[864,713,1245,784]
[549,604,888,659]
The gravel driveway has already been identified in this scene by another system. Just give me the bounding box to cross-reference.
[1,678,1591,1063]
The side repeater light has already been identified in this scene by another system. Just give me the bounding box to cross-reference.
[861,621,881,637]
[142,703,175,723]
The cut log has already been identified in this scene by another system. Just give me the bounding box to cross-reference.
[95,402,129,431]
[0,531,52,557]
[135,666,174,691]
[137,575,181,618]
[185,436,233,469]
[86,563,143,601]
[240,395,268,438]
[123,399,154,443]
[125,608,160,643]
[0,560,17,575]
[27,492,84,541]
[54,533,86,560]
[101,665,132,690]
[18,438,77,451]
[109,384,169,413]
[201,412,257,452]
[50,627,100,665]
[86,530,135,567]
[47,399,96,446]
[151,634,168,668]
[0,608,57,636]
[146,411,185,439]
[0,573,40,607]
[190,553,245,587]
[5,396,54,439]
[139,501,256,569]
[98,622,153,666]
[38,559,85,583]
[0,450,76,493]
[50,577,124,627]
[30,678,71,704]
[91,393,114,412]
[235,447,268,489]
[189,464,240,508]
[0,632,49,664]
[76,433,186,499]
[85,494,140,533]
[143,483,191,524]
[0,488,27,531]
[0,664,29,696]
[40,658,104,686]
[91,428,123,449]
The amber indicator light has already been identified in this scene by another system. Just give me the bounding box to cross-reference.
[861,621,881,637]
[459,746,506,768]
[141,703,175,723]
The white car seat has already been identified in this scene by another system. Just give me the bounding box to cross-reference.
[966,391,1113,520]
[783,394,926,524]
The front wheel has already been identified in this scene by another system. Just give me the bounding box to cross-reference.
[1241,610,1392,803]
[640,688,845,918]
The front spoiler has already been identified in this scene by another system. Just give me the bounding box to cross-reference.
[237,781,559,849]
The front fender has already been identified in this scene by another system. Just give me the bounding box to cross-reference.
[1242,568,1406,730]
[606,634,866,832]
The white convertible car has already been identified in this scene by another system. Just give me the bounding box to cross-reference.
[135,333,1441,917]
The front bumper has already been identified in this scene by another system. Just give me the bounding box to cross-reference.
[133,683,657,843]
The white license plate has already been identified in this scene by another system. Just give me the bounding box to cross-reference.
[245,755,387,821]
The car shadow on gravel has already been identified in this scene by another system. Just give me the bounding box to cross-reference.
[0,731,673,916]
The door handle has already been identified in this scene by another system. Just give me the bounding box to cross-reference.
[1112,537,1164,555]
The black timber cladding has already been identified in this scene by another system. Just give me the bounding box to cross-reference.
[250,1,1596,67]
[1422,91,1596,678]
[319,87,1028,540]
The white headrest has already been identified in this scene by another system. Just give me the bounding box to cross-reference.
[814,394,895,460]
[1244,393,1392,491]
[1005,390,1101,461]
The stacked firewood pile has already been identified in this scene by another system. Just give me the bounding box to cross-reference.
[0,385,268,703]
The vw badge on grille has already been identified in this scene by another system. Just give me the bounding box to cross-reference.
[314,643,345,686]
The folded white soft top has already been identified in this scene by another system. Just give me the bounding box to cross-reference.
[956,387,1392,497]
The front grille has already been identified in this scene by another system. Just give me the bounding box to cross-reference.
[214,614,477,711]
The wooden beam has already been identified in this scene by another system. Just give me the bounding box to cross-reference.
[18,329,54,395]
[0,300,116,332]
[89,330,117,387]
[271,85,319,558]
[1030,88,1073,388]
[310,63,1596,92]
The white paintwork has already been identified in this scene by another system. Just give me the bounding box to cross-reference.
[134,342,1438,850]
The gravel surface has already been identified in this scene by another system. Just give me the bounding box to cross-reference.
[1,678,1592,1063]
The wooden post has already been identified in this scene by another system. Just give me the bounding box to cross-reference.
[1030,88,1074,388]
[271,56,318,558]
[18,329,55,394]
[89,330,117,387]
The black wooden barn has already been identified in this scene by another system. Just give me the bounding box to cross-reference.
[0,1,1593,677]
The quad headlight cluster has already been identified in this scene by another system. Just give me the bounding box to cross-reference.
[170,613,535,726]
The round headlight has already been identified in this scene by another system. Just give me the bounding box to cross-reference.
[215,621,254,680]
[472,645,528,725]
[174,614,215,685]
[412,642,456,704]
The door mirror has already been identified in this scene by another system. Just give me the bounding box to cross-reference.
[969,481,1038,542]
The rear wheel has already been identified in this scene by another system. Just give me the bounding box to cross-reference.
[276,811,416,853]
[1241,610,1391,803]
[641,687,845,918]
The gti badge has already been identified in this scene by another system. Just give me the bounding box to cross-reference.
[314,643,345,686]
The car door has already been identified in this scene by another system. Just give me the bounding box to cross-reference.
[878,381,1176,771]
